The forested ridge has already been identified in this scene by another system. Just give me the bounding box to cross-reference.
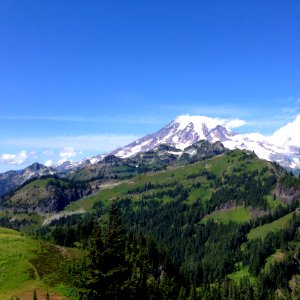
[1,148,300,299]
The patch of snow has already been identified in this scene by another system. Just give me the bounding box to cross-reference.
[168,151,183,156]
[172,136,179,143]
[185,149,197,156]
[89,157,100,164]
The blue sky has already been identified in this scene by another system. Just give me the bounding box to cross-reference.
[1,0,300,172]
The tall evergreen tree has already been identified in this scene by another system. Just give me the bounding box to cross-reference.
[78,202,128,299]
[100,201,128,298]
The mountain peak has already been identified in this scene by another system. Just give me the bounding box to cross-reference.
[173,115,225,132]
[110,115,231,158]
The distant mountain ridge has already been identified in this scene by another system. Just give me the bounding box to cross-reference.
[0,140,226,211]
[0,163,55,196]
[1,115,300,196]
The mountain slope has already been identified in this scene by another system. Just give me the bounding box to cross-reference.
[69,140,226,182]
[0,163,55,197]
[66,148,285,213]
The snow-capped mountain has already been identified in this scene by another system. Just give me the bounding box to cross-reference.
[110,116,234,157]
[109,115,300,169]
[50,114,300,170]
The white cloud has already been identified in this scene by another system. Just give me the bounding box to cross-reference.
[267,114,300,147]
[44,160,54,167]
[0,150,29,165]
[225,119,246,129]
[59,147,77,160]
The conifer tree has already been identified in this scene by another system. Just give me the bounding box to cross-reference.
[79,202,128,299]
[101,201,128,298]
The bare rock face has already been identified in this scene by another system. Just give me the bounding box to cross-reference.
[276,185,300,205]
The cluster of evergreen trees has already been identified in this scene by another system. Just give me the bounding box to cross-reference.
[69,203,193,299]
[33,199,300,299]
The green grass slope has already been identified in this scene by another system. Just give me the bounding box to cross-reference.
[0,227,74,300]
[201,205,252,224]
[247,211,299,240]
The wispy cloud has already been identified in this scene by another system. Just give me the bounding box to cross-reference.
[281,107,299,114]
[276,96,300,104]
[0,115,162,125]
[43,150,55,156]
[245,119,290,129]
[225,119,246,129]
[0,115,92,122]
[3,134,140,153]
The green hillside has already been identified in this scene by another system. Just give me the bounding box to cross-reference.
[0,227,75,300]
[67,149,279,213]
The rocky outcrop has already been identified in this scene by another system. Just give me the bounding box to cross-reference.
[1,179,92,213]
[276,185,300,205]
